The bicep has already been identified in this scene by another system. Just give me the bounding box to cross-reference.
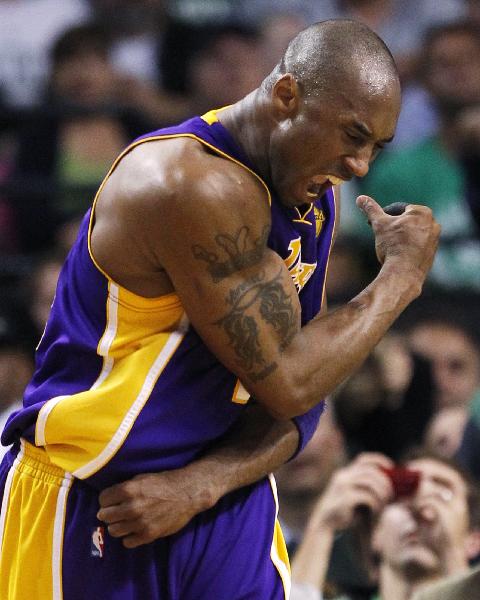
[158,210,301,412]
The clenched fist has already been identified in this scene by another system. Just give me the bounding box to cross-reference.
[357,195,441,285]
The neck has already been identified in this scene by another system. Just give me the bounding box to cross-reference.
[216,91,272,185]
[378,565,436,600]
[379,556,469,600]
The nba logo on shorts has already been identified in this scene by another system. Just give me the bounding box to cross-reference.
[91,526,105,558]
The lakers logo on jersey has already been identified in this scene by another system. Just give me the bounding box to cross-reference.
[284,238,317,292]
[314,207,325,237]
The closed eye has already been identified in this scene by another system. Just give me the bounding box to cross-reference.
[345,130,363,143]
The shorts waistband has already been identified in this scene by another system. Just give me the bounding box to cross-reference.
[14,439,72,487]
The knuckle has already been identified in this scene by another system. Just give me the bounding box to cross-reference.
[127,505,139,519]
[139,513,150,527]
[123,482,137,499]
[130,505,142,519]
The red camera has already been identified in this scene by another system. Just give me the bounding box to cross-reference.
[381,466,421,499]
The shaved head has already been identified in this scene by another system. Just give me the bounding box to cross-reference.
[246,19,401,208]
[263,19,399,99]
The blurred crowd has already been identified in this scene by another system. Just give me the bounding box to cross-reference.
[1,1,480,599]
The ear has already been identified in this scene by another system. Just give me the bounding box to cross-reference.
[465,529,480,561]
[271,73,301,118]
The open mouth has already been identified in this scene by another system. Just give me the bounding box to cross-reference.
[328,175,345,186]
[306,176,344,199]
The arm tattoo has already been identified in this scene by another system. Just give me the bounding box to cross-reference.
[259,283,298,351]
[192,225,269,282]
[216,270,298,382]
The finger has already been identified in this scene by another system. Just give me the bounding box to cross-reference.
[97,503,137,524]
[99,479,140,508]
[98,484,126,508]
[354,452,395,471]
[352,471,393,504]
[122,525,165,549]
[348,489,384,515]
[123,533,149,549]
[356,195,386,222]
[404,204,433,217]
[107,520,140,538]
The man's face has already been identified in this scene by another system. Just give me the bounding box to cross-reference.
[373,458,470,579]
[268,75,400,207]
[424,30,480,113]
[407,323,480,409]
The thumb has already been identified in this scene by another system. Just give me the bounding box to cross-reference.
[356,195,384,223]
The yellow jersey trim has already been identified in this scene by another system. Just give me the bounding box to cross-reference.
[292,204,313,225]
[268,474,291,599]
[231,379,250,404]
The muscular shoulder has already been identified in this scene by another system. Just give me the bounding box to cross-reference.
[177,140,269,231]
[112,137,269,221]
[110,136,271,259]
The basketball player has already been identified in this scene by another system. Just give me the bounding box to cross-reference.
[0,20,440,599]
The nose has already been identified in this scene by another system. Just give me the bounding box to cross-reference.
[343,154,370,178]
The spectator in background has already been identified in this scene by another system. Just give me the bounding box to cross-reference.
[360,21,480,291]
[90,0,166,85]
[184,24,265,116]
[245,0,465,148]
[405,315,480,468]
[258,12,307,75]
[26,253,63,339]
[9,23,153,253]
[276,406,346,555]
[405,317,480,411]
[413,564,480,600]
[334,333,435,461]
[457,105,480,234]
[291,453,480,600]
[423,407,469,459]
[0,0,91,109]
[89,0,191,125]
[466,0,480,24]
[0,304,35,460]
[324,235,375,305]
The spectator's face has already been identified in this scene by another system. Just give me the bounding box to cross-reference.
[52,51,117,106]
[407,323,480,409]
[372,459,470,578]
[191,35,264,110]
[424,31,480,113]
[268,74,400,207]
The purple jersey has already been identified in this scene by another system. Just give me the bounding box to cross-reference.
[2,109,336,490]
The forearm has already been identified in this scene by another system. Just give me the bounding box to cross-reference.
[97,403,300,546]
[291,518,336,592]
[182,403,300,510]
[277,260,421,417]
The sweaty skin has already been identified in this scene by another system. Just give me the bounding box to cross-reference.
[93,26,440,546]
[92,76,438,420]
